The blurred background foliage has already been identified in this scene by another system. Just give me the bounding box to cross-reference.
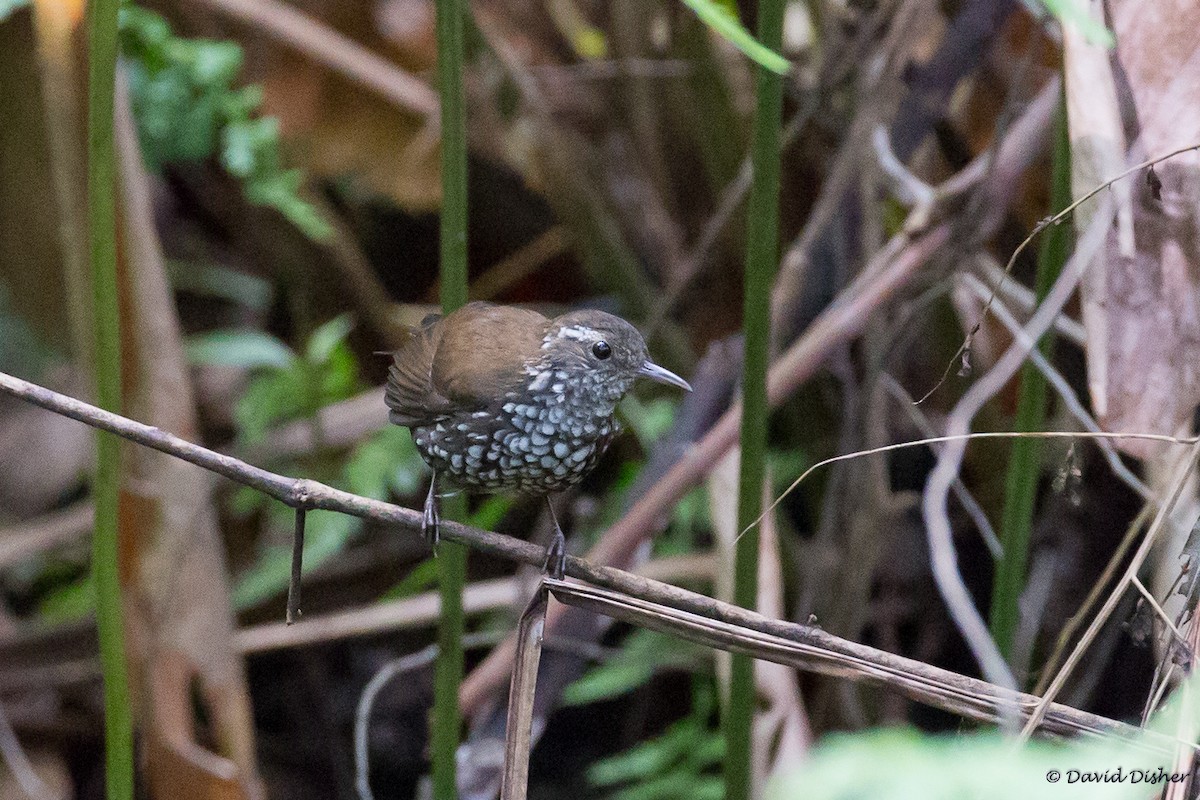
[2,0,1200,798]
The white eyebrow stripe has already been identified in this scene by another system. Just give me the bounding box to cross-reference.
[557,325,597,341]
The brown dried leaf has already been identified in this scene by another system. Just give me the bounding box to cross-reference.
[1075,0,1200,458]
[117,80,263,799]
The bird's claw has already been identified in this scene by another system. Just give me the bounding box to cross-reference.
[422,476,440,550]
[543,528,566,580]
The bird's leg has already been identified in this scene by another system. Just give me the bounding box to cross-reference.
[422,473,441,550]
[543,496,566,580]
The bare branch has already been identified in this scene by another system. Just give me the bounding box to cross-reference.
[0,368,1180,747]
[196,0,438,116]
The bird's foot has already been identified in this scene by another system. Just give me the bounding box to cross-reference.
[542,527,566,581]
[422,476,440,550]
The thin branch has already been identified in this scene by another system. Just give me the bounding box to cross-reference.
[286,508,307,625]
[970,256,1086,346]
[742,429,1196,541]
[1020,443,1200,738]
[196,0,438,116]
[958,271,1151,500]
[921,196,1115,716]
[0,368,1167,744]
[0,701,56,800]
[354,633,502,800]
[948,141,1200,382]
[1130,576,1188,645]
[236,578,518,654]
[543,578,1178,748]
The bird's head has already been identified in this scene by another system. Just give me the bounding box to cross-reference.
[540,310,692,394]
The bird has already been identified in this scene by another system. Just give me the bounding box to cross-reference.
[385,301,691,578]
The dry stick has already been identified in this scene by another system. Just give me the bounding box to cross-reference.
[971,257,1086,347]
[923,141,1200,403]
[0,369,1158,742]
[882,375,1002,557]
[235,555,714,653]
[921,196,1116,717]
[354,632,502,800]
[540,578,1176,748]
[499,588,549,800]
[237,577,519,654]
[1129,576,1188,645]
[286,508,307,624]
[1020,443,1200,739]
[743,431,1196,542]
[195,0,438,116]
[958,271,1150,500]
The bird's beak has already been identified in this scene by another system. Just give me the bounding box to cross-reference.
[637,361,692,392]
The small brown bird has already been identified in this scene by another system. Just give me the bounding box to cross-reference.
[386,301,691,576]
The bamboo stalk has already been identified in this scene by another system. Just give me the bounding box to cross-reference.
[727,0,786,796]
[432,0,470,791]
[990,98,1072,665]
[86,0,133,794]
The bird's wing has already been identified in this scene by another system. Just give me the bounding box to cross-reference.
[431,302,548,406]
[385,313,452,426]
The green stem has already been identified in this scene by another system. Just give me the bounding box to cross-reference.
[431,0,468,793]
[88,0,133,797]
[725,1,785,798]
[989,95,1071,667]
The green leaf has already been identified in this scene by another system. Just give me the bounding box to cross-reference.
[120,6,330,241]
[1033,0,1115,46]
[588,730,691,787]
[380,557,440,600]
[564,660,658,708]
[564,630,701,706]
[766,674,1200,800]
[589,716,714,787]
[613,771,724,800]
[236,367,308,444]
[189,39,242,86]
[185,329,295,370]
[0,0,29,23]
[346,425,425,500]
[678,0,789,74]
[230,484,267,516]
[317,343,361,409]
[305,314,355,364]
[244,169,334,240]
[165,258,274,311]
[38,574,96,622]
[466,495,512,531]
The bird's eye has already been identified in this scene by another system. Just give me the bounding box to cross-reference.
[592,341,612,360]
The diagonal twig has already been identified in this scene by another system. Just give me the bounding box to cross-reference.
[0,368,1170,745]
[499,587,549,800]
[196,0,438,116]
